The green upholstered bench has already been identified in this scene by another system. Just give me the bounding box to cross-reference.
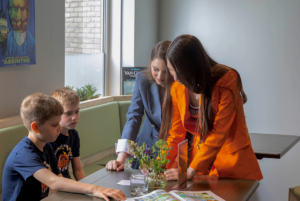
[0,125,29,197]
[0,100,136,196]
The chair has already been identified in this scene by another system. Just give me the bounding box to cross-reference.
[289,186,300,201]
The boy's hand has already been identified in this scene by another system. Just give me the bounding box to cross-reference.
[92,186,126,201]
[106,160,124,171]
[34,169,126,200]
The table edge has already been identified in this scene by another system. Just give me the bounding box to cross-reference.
[243,181,260,201]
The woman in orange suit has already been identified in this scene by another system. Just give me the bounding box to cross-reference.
[160,35,263,181]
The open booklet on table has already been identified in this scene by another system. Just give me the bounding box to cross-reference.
[126,189,225,201]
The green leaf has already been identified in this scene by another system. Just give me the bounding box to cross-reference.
[84,84,98,99]
[143,160,150,166]
[162,159,170,165]
[160,167,167,172]
[76,87,89,101]
[155,140,163,148]
[139,161,143,169]
[66,85,74,90]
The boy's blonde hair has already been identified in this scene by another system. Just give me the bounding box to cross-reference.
[20,93,64,130]
[50,87,80,106]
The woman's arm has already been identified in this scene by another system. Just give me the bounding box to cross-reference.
[189,71,239,175]
[121,73,145,141]
[107,73,145,171]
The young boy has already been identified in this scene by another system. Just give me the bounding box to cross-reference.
[1,93,125,201]
[50,87,85,180]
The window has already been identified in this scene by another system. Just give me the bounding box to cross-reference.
[65,0,105,100]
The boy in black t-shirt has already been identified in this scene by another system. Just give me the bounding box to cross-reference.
[50,87,85,180]
[1,93,125,201]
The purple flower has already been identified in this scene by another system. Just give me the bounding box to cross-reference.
[143,148,152,156]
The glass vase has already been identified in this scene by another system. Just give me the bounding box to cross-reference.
[130,173,149,196]
[145,171,167,189]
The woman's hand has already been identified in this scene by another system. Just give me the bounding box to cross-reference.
[106,160,124,171]
[165,167,198,181]
[139,163,149,175]
[106,152,127,171]
[164,168,178,180]
[187,167,197,180]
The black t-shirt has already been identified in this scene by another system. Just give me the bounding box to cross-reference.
[2,136,60,201]
[50,129,80,179]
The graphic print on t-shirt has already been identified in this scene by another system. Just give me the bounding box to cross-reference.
[41,161,51,194]
[55,144,73,172]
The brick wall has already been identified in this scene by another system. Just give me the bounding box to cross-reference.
[65,0,103,55]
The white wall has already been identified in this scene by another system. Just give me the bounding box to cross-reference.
[121,0,158,68]
[159,0,300,200]
[0,0,65,119]
[134,0,158,67]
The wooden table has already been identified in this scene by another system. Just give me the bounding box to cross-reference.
[43,168,259,201]
[249,133,300,159]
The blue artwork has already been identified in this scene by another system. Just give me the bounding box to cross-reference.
[0,0,36,67]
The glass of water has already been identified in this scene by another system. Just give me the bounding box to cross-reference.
[130,173,149,196]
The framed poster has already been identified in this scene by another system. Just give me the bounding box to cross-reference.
[121,67,147,95]
[0,0,36,67]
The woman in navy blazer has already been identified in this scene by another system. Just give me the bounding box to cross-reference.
[106,41,173,171]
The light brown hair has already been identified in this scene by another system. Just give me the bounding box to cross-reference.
[143,41,173,83]
[141,41,174,140]
[20,93,64,130]
[50,87,80,106]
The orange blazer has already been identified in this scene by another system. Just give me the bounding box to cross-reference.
[166,69,263,180]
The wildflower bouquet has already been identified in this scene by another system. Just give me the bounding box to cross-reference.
[127,139,172,188]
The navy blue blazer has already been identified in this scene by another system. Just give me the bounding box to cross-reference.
[122,72,162,168]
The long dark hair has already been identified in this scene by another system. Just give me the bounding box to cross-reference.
[143,41,174,140]
[165,35,247,142]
